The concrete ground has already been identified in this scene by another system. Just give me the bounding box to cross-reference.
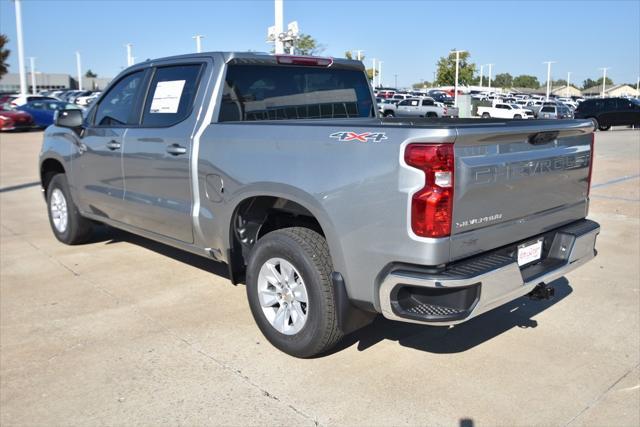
[1,128,638,426]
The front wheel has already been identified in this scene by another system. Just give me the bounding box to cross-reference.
[384,111,395,117]
[246,227,343,358]
[46,174,93,244]
[481,112,491,118]
[599,124,611,131]
[513,114,522,119]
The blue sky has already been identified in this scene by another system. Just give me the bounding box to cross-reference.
[1,0,638,87]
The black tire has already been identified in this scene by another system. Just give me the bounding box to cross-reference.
[46,174,93,245]
[598,124,611,131]
[384,111,395,117]
[246,227,343,358]
[513,114,522,119]
[481,112,491,118]
[426,112,438,118]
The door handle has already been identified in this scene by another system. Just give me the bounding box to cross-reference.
[106,140,121,150]
[166,144,187,156]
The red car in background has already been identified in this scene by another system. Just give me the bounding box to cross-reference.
[0,104,36,131]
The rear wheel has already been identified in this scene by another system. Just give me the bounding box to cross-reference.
[426,112,438,118]
[246,227,343,358]
[384,111,395,117]
[46,174,93,244]
[513,114,522,119]
[598,124,611,131]
[481,112,491,118]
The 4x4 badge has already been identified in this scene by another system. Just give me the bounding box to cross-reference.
[329,131,388,143]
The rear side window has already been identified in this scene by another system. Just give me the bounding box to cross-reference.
[219,64,374,121]
[94,71,145,126]
[541,106,554,112]
[422,99,434,106]
[142,64,203,127]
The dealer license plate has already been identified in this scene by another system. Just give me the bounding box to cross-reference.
[517,239,543,267]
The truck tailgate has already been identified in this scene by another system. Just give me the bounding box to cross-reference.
[450,120,594,261]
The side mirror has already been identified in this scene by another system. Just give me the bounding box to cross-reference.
[55,109,84,128]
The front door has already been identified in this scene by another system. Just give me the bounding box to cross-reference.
[72,70,147,220]
[121,63,205,243]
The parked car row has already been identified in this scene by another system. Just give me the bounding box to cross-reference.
[0,99,82,131]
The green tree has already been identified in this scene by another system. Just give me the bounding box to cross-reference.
[344,50,365,61]
[85,69,97,78]
[512,75,540,88]
[435,50,475,86]
[492,72,513,88]
[596,76,614,86]
[294,34,323,55]
[366,68,378,81]
[412,80,431,89]
[0,34,10,79]
[582,77,613,89]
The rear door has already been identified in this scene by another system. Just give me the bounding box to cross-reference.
[450,121,593,260]
[121,61,207,243]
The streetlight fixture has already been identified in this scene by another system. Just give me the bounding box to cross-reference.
[599,67,610,98]
[450,49,466,107]
[193,35,204,53]
[543,61,556,100]
[273,0,284,54]
[566,71,571,97]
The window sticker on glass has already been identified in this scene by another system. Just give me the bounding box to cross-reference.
[149,80,185,114]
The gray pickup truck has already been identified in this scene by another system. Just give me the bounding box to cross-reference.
[40,52,599,357]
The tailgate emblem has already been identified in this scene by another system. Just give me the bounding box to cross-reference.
[330,131,387,143]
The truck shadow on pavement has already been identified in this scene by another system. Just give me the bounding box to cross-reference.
[94,226,572,356]
[335,277,572,355]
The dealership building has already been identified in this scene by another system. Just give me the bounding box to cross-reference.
[0,72,112,93]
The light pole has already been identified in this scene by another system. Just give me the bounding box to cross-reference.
[636,77,639,99]
[352,49,364,61]
[566,72,571,97]
[479,64,484,88]
[394,74,398,88]
[193,35,204,53]
[14,0,27,95]
[487,64,493,91]
[450,49,466,107]
[378,61,383,88]
[543,61,556,100]
[29,57,36,94]
[76,51,82,91]
[599,67,609,98]
[371,58,376,87]
[125,43,134,67]
[274,0,284,54]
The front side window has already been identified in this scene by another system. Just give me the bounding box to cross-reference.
[422,99,434,106]
[219,64,374,122]
[94,70,145,126]
[142,64,203,127]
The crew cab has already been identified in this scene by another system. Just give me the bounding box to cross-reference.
[478,102,530,119]
[40,52,599,357]
[396,97,459,118]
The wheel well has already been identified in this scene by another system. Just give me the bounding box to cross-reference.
[227,196,325,284]
[40,158,65,194]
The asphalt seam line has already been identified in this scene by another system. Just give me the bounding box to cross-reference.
[564,362,640,426]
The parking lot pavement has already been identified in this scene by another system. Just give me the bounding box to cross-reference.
[1,129,639,426]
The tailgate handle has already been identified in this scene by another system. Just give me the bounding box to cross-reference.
[528,131,558,145]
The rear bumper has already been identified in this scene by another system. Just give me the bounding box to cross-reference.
[379,219,599,325]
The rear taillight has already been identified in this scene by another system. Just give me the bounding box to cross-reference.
[587,132,594,197]
[404,143,454,238]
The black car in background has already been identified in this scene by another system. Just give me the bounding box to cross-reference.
[574,97,640,130]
